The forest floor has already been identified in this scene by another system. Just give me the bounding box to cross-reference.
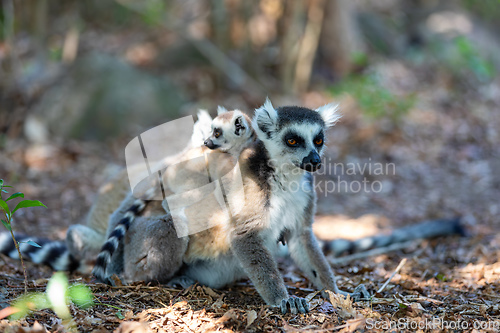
[1,59,500,332]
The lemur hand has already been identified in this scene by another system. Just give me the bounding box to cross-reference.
[280,296,309,314]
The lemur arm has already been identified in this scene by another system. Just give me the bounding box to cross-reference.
[288,227,340,295]
[230,230,308,314]
[288,195,370,301]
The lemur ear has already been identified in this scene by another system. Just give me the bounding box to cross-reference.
[253,98,278,139]
[217,106,229,115]
[234,116,246,135]
[315,103,341,128]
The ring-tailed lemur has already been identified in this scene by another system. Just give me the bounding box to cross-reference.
[91,107,257,284]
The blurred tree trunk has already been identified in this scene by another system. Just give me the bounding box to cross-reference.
[319,0,364,79]
[293,0,326,93]
[279,0,305,94]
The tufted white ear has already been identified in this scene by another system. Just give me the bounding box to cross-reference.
[315,103,341,128]
[253,97,278,139]
[217,106,228,115]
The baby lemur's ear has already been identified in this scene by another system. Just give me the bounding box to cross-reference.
[234,115,247,136]
[217,106,229,115]
[315,103,341,128]
[253,97,278,139]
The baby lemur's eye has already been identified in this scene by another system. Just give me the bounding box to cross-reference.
[214,129,222,138]
[314,138,323,146]
[287,138,297,146]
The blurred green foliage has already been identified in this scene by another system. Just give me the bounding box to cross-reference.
[142,0,166,26]
[462,0,500,23]
[10,272,93,321]
[429,35,496,84]
[452,36,495,82]
[330,74,415,121]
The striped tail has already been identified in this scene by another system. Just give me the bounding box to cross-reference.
[322,218,465,256]
[92,199,147,284]
[0,233,79,271]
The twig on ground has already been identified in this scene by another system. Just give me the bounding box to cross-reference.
[377,258,407,294]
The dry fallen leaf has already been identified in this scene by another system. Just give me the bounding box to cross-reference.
[246,310,257,328]
[326,290,357,319]
[216,309,238,324]
[114,321,152,333]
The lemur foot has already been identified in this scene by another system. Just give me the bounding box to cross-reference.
[166,276,196,289]
[281,296,309,314]
[350,284,370,302]
[331,284,371,302]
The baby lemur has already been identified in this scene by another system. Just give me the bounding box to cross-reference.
[91,107,256,284]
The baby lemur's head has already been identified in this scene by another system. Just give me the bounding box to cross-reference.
[252,98,341,173]
[204,106,255,155]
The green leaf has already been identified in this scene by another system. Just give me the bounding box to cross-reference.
[6,192,24,202]
[0,179,3,189]
[116,311,124,319]
[1,219,11,232]
[26,240,42,248]
[10,292,50,320]
[12,200,47,214]
[69,284,94,309]
[435,273,447,282]
[1,189,8,193]
[0,199,10,216]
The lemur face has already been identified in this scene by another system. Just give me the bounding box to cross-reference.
[253,99,341,173]
[204,110,249,153]
[279,121,325,172]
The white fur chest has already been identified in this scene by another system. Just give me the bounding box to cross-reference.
[264,173,311,248]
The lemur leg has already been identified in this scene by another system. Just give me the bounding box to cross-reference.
[170,255,246,290]
[231,231,308,314]
[121,213,188,284]
[288,228,370,302]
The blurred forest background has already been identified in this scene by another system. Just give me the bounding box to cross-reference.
[1,0,500,331]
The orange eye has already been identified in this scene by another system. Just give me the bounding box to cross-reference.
[315,138,323,145]
[287,138,297,146]
[214,130,221,138]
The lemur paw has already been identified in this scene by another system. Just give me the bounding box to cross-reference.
[167,276,196,289]
[280,296,309,314]
[351,284,370,302]
[327,284,371,302]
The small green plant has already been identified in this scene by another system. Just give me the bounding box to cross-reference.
[452,36,495,83]
[7,272,94,332]
[330,74,415,122]
[0,179,46,293]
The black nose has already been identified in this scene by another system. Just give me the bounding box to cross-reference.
[301,151,322,172]
[204,139,217,149]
